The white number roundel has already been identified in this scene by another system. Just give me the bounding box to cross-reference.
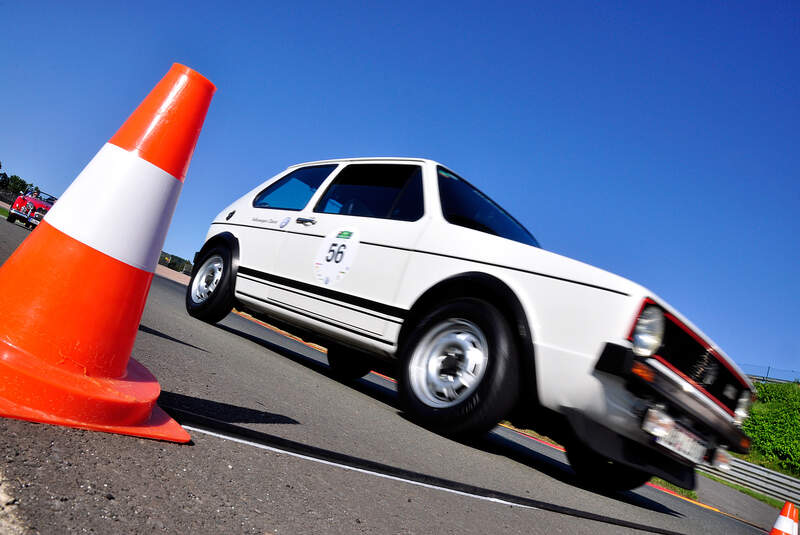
[313,228,360,286]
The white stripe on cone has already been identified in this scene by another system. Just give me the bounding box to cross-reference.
[775,515,794,534]
[773,510,799,535]
[45,143,182,272]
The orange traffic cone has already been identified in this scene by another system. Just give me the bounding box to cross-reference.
[770,502,799,535]
[0,63,215,443]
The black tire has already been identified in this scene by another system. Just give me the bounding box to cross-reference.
[398,298,519,438]
[6,213,15,223]
[566,438,651,491]
[326,345,373,381]
[185,245,235,323]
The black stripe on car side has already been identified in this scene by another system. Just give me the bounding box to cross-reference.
[235,290,395,346]
[237,266,408,320]
[360,241,630,297]
[237,273,403,324]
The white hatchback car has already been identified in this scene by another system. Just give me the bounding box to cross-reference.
[187,158,753,491]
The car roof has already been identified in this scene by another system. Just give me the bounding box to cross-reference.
[286,157,442,169]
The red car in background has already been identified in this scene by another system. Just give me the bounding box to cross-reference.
[6,190,58,229]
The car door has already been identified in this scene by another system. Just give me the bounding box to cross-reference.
[233,164,340,305]
[264,162,429,347]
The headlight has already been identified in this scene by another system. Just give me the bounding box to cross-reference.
[632,305,665,357]
[734,391,753,426]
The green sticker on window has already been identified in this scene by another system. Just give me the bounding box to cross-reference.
[336,231,353,239]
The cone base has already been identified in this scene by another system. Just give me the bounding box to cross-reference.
[0,341,190,443]
[0,398,190,443]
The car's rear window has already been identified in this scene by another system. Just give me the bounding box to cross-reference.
[314,164,424,222]
[253,165,337,211]
[437,167,539,247]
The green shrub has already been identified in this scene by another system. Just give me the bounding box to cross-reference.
[753,382,800,404]
[742,383,800,476]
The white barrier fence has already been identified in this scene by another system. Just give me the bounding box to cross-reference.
[699,457,800,504]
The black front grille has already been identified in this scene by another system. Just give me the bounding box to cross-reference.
[657,316,743,414]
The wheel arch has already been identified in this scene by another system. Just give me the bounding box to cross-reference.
[192,231,240,279]
[398,272,540,408]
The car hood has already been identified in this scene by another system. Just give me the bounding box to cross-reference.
[20,197,54,210]
[511,241,751,388]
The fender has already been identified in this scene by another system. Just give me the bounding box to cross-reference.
[399,272,539,407]
[193,231,240,279]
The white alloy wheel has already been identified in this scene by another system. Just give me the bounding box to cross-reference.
[407,319,489,408]
[190,254,224,304]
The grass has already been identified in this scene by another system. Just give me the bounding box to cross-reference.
[650,478,699,500]
[499,421,562,447]
[0,207,8,218]
[697,471,783,509]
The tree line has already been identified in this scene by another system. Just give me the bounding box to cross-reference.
[0,160,40,202]
[158,251,193,274]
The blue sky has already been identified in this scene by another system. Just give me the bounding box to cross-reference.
[2,1,798,374]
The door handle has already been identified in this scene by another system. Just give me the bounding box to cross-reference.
[295,217,316,225]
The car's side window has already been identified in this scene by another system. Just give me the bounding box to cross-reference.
[253,165,338,211]
[437,167,540,247]
[314,164,424,222]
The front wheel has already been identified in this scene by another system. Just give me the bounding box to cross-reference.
[566,438,651,491]
[185,246,235,323]
[398,298,519,438]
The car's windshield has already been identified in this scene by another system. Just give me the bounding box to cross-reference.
[437,167,540,248]
[26,192,57,203]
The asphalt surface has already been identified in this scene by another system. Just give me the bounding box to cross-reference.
[0,219,776,534]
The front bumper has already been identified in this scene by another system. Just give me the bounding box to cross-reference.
[594,342,750,454]
[9,209,41,225]
[566,342,752,488]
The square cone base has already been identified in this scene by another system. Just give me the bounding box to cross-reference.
[0,341,190,443]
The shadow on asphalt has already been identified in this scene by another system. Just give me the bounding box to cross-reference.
[208,320,681,518]
[479,433,681,517]
[214,322,399,404]
[158,390,299,425]
[139,324,209,353]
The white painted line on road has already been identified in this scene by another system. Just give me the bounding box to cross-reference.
[184,425,539,511]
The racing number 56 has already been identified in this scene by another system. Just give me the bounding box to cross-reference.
[325,243,346,263]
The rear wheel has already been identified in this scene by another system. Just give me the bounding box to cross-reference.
[566,438,651,491]
[326,345,373,381]
[185,246,235,323]
[399,298,519,438]
[6,213,15,223]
